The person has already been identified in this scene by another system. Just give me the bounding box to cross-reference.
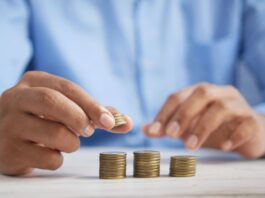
[1,0,265,176]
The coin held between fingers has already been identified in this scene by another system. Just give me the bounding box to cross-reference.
[113,113,127,128]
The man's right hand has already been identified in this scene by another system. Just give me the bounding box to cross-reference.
[0,71,132,176]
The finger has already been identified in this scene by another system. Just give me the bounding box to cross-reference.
[145,86,194,137]
[105,106,133,133]
[165,84,217,138]
[22,143,64,171]
[180,116,201,140]
[221,117,256,151]
[142,123,164,138]
[17,114,81,153]
[166,83,235,138]
[21,71,115,129]
[201,122,233,149]
[16,87,94,137]
[185,100,246,150]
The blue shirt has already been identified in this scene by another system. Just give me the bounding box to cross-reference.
[1,0,265,147]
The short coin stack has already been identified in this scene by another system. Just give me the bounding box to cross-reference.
[99,152,127,179]
[113,113,127,127]
[169,156,197,177]
[133,150,160,178]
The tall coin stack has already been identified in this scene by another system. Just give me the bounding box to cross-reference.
[169,156,197,177]
[133,150,160,178]
[99,152,127,179]
[113,113,127,127]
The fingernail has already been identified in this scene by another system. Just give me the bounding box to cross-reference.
[222,140,233,151]
[186,135,198,149]
[166,121,179,137]
[99,113,115,129]
[148,121,161,135]
[82,126,93,137]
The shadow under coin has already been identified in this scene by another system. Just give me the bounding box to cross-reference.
[16,173,75,179]
[75,176,99,180]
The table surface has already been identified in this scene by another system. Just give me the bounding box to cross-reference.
[0,147,265,198]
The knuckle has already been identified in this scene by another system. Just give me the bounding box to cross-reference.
[23,71,48,81]
[37,89,57,106]
[195,84,211,97]
[168,93,179,103]
[197,82,211,89]
[22,71,49,86]
[1,88,15,107]
[23,71,35,79]
[225,85,240,96]
[22,71,38,82]
[59,80,76,95]
[46,152,63,170]
[212,100,228,111]
[73,112,88,129]
[1,88,13,100]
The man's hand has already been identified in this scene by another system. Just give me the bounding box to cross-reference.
[0,71,132,175]
[143,83,265,159]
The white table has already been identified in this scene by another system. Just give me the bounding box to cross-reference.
[0,147,265,198]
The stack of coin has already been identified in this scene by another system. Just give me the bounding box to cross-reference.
[113,113,127,127]
[99,152,127,179]
[169,156,197,177]
[133,150,160,178]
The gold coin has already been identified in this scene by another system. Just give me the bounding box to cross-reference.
[169,155,197,177]
[113,114,127,127]
[133,150,160,178]
[99,151,127,179]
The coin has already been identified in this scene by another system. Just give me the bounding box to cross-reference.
[99,152,127,179]
[113,113,127,127]
[133,150,160,178]
[169,155,197,177]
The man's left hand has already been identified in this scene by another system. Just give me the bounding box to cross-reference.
[143,83,265,159]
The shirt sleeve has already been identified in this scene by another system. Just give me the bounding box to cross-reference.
[0,0,32,94]
[242,0,265,115]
